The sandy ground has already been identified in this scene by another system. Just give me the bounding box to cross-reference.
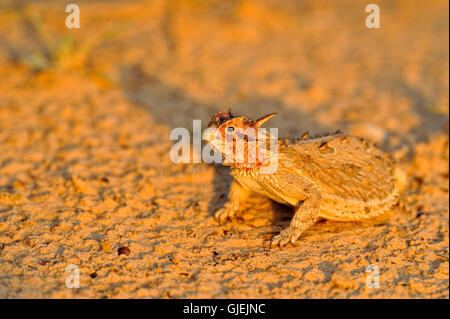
[0,0,448,298]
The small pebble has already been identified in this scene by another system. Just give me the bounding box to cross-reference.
[118,246,131,256]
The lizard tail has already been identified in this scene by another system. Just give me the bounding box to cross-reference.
[394,166,408,194]
[393,165,410,213]
[390,143,412,212]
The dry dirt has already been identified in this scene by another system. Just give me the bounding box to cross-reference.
[0,0,448,298]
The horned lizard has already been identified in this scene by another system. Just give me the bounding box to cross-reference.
[203,110,407,248]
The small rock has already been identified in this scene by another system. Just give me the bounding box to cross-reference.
[118,246,131,256]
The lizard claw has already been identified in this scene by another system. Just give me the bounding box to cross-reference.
[270,226,302,248]
[214,207,237,225]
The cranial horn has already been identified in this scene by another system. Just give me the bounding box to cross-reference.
[300,131,310,140]
[253,113,277,128]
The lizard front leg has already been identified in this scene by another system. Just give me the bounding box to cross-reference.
[261,172,321,248]
[271,187,321,247]
[215,180,251,224]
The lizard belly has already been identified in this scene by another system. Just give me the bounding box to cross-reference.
[235,176,295,206]
[317,193,398,221]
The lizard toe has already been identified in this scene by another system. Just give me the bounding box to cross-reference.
[271,227,302,248]
[270,235,282,248]
[214,207,235,225]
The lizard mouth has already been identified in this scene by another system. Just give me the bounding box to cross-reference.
[202,127,225,156]
[202,127,236,164]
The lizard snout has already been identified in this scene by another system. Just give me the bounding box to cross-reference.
[202,127,217,143]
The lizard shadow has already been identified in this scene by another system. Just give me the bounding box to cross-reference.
[118,63,333,221]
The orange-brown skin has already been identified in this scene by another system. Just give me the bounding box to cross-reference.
[203,110,406,248]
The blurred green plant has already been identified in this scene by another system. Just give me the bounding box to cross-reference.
[20,36,76,71]
[14,4,126,73]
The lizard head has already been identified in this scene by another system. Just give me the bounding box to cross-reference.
[203,110,277,168]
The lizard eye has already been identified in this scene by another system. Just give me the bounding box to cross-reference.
[226,126,234,132]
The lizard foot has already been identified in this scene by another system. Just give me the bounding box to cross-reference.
[214,206,238,225]
[270,226,303,248]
